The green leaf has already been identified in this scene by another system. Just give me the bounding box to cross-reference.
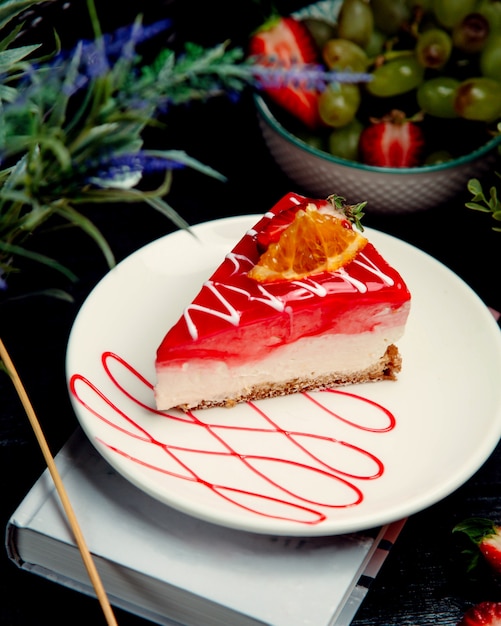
[3,287,75,302]
[53,203,116,269]
[0,84,18,103]
[147,149,227,182]
[41,137,73,172]
[18,205,53,231]
[0,0,55,31]
[0,44,41,70]
[47,40,83,129]
[465,202,492,213]
[145,196,194,234]
[0,240,78,281]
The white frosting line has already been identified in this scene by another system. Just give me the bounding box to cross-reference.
[184,281,241,340]
[225,252,253,274]
[291,278,328,297]
[183,237,395,340]
[224,283,286,312]
[354,252,395,286]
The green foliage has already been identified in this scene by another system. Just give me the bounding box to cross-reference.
[465,120,501,232]
[0,2,256,297]
[466,176,501,233]
[327,193,366,232]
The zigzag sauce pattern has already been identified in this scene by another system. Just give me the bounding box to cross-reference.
[69,352,397,527]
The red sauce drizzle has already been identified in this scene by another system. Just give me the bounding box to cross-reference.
[69,352,397,526]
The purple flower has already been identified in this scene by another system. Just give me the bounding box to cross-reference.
[101,19,173,59]
[80,40,109,79]
[87,152,185,189]
[53,18,174,94]
[252,63,372,92]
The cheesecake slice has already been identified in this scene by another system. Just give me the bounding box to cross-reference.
[155,192,411,411]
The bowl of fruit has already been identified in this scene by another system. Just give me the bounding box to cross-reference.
[250,0,501,214]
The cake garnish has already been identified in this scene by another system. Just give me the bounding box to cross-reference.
[155,192,410,411]
[248,195,368,283]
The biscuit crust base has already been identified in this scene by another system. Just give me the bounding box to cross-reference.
[175,344,402,412]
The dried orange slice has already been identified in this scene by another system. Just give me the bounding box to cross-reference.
[248,204,367,283]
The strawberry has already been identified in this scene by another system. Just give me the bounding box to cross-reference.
[256,204,303,251]
[458,601,501,626]
[256,194,364,251]
[453,517,501,574]
[256,197,336,251]
[359,109,425,167]
[248,16,321,129]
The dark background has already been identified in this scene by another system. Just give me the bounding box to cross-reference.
[2,1,501,624]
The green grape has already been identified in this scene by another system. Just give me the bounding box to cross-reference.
[407,0,433,11]
[371,0,412,35]
[337,0,374,49]
[417,76,460,117]
[295,129,326,152]
[302,18,337,50]
[454,76,501,121]
[416,28,453,69]
[432,0,477,29]
[366,56,425,97]
[452,13,491,53]
[477,0,501,32]
[328,118,364,160]
[318,83,361,128]
[322,39,369,72]
[365,28,386,56]
[480,34,501,79]
[425,150,454,164]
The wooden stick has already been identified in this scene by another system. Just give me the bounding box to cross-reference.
[0,338,118,626]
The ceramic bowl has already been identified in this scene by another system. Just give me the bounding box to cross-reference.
[255,94,501,215]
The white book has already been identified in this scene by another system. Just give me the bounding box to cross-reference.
[6,429,405,626]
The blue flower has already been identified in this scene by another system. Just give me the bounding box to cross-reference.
[51,18,174,96]
[252,63,373,92]
[102,19,173,60]
[87,152,185,189]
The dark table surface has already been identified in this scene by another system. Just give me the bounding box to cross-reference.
[2,2,501,625]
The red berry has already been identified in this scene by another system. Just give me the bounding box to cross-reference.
[256,198,333,251]
[458,601,501,626]
[359,109,425,167]
[249,16,321,129]
[453,518,501,575]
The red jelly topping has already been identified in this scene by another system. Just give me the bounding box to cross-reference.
[157,193,411,365]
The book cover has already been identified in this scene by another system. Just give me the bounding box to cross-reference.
[6,428,405,626]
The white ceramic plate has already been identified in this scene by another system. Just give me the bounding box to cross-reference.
[66,215,501,536]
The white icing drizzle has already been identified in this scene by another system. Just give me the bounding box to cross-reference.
[353,252,395,286]
[223,282,286,312]
[291,278,328,297]
[335,267,368,293]
[182,237,396,340]
[184,280,286,340]
[225,252,253,274]
[184,281,241,340]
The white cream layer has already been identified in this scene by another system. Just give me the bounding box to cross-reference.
[155,325,406,410]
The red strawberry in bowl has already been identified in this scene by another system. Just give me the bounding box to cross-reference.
[458,601,501,626]
[359,109,425,167]
[248,16,321,129]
